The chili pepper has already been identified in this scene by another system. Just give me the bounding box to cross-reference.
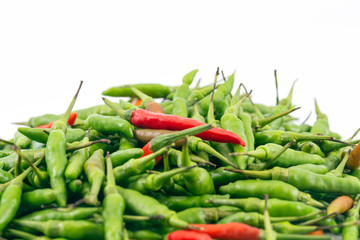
[310,100,330,135]
[20,207,100,221]
[179,137,215,195]
[102,83,177,98]
[346,142,360,170]
[14,219,105,240]
[64,130,91,181]
[103,98,246,146]
[220,96,249,169]
[17,188,57,216]
[45,129,68,207]
[297,141,326,157]
[324,149,351,179]
[83,149,105,205]
[103,153,125,240]
[17,127,87,144]
[209,166,245,187]
[0,167,14,183]
[125,165,199,194]
[172,69,197,117]
[118,136,137,150]
[168,230,212,240]
[327,195,354,215]
[176,207,224,224]
[14,130,32,149]
[342,195,360,240]
[68,179,83,193]
[254,129,337,146]
[0,151,19,170]
[119,99,139,111]
[35,112,78,129]
[234,143,325,168]
[113,145,169,183]
[187,83,222,106]
[152,193,230,212]
[291,163,329,174]
[80,114,134,138]
[0,157,41,233]
[116,186,193,229]
[4,228,68,240]
[219,179,325,208]
[308,230,325,236]
[127,229,163,240]
[225,166,360,195]
[110,148,144,167]
[318,138,359,154]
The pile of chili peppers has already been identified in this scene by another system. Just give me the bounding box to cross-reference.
[1,68,360,240]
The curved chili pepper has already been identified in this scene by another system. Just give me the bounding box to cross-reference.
[103,98,246,146]
[342,195,360,239]
[346,142,360,170]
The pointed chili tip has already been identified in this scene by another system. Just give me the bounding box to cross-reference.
[189,224,203,231]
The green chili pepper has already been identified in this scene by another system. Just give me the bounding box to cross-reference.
[0,158,41,233]
[227,166,360,195]
[14,130,32,149]
[102,153,125,240]
[254,129,336,146]
[127,230,162,240]
[80,114,134,138]
[209,166,245,187]
[125,164,198,194]
[20,207,100,221]
[65,132,91,181]
[0,152,19,171]
[291,163,329,174]
[118,136,137,150]
[110,148,144,167]
[152,193,230,211]
[297,141,326,157]
[14,219,104,240]
[219,179,325,208]
[45,129,68,207]
[269,79,296,130]
[0,167,14,183]
[113,146,169,183]
[220,98,249,169]
[197,70,235,117]
[17,188,57,216]
[116,186,191,229]
[311,100,330,135]
[84,149,105,205]
[171,69,197,117]
[237,143,325,168]
[179,137,215,195]
[177,207,226,224]
[68,179,83,193]
[102,83,177,98]
[4,228,68,240]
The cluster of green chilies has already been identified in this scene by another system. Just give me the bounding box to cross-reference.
[1,69,360,240]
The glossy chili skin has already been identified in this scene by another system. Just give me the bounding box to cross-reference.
[45,129,68,207]
[20,207,100,221]
[102,83,176,98]
[219,179,324,208]
[102,154,125,240]
[14,219,105,240]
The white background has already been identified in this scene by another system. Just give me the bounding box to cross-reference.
[1,1,360,141]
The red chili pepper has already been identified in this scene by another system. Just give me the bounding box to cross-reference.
[103,97,246,146]
[130,109,246,146]
[190,222,261,240]
[141,141,162,165]
[168,230,213,240]
[35,112,78,129]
